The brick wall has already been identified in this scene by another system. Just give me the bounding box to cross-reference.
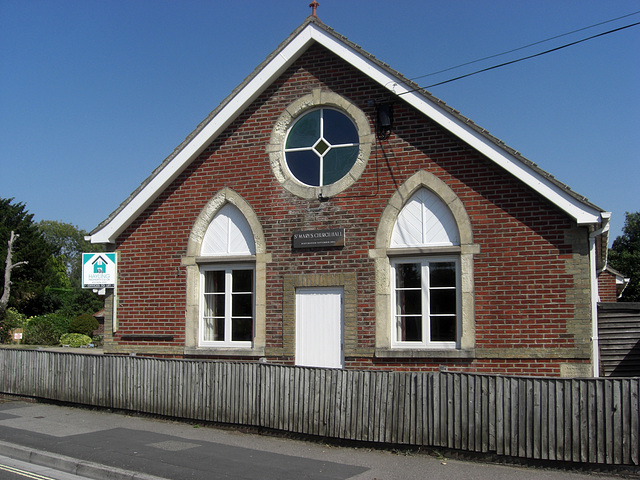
[598,271,618,302]
[109,44,592,375]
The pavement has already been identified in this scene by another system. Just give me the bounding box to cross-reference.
[0,396,631,480]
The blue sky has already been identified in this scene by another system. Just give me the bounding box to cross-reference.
[1,0,638,242]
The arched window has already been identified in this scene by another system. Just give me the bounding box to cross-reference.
[373,171,476,357]
[184,189,268,356]
[199,204,255,348]
[391,188,459,248]
[201,203,256,256]
[390,189,461,348]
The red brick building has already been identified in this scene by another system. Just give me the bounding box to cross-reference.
[598,266,630,303]
[89,17,612,377]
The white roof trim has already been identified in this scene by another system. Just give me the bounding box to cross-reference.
[90,22,604,244]
[90,30,316,244]
[306,24,603,225]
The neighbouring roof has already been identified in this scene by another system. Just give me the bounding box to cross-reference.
[89,16,609,245]
[601,265,631,298]
[603,265,631,285]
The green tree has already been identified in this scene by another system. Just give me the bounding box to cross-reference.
[37,220,104,317]
[38,220,102,285]
[0,198,54,316]
[609,211,640,302]
[55,288,104,318]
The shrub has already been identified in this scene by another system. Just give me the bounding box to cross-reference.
[59,333,92,348]
[69,314,99,337]
[0,308,27,344]
[55,288,104,319]
[23,313,70,345]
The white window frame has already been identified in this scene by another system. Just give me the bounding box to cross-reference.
[199,264,255,348]
[390,256,461,349]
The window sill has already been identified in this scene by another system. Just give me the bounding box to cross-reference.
[195,255,256,264]
[375,348,475,359]
[184,346,265,357]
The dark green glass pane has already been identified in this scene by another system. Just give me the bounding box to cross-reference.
[286,110,320,148]
[286,150,320,186]
[314,139,329,155]
[430,262,455,287]
[232,293,253,317]
[323,109,358,145]
[204,270,224,293]
[396,263,421,288]
[400,316,422,342]
[397,289,421,315]
[430,289,456,314]
[322,146,358,185]
[232,318,253,341]
[232,269,253,292]
[430,316,456,341]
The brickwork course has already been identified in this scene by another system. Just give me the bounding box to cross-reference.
[89,17,610,377]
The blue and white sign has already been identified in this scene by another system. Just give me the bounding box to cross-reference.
[82,253,117,289]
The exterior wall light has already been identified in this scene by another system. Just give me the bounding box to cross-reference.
[376,103,394,140]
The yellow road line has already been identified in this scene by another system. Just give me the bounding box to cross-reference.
[0,463,57,480]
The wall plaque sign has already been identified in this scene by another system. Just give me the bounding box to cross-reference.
[292,228,345,249]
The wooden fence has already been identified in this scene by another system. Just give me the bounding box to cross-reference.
[0,349,638,466]
[599,302,640,376]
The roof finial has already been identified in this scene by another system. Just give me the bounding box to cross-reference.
[309,0,319,18]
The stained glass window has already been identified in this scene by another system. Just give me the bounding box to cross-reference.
[285,109,359,187]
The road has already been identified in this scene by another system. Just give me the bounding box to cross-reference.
[0,397,629,480]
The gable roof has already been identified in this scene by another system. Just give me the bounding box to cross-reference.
[89,16,609,245]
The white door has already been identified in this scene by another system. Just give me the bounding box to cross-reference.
[296,287,344,368]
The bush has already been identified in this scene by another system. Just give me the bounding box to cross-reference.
[0,308,27,344]
[69,314,99,337]
[55,288,104,319]
[59,333,92,348]
[23,313,70,345]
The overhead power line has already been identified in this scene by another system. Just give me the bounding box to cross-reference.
[399,20,640,94]
[410,10,640,81]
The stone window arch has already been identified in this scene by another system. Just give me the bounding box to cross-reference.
[183,188,269,356]
[370,171,477,358]
[201,203,256,256]
[391,187,460,248]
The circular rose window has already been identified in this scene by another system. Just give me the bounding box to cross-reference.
[268,91,372,200]
[285,108,359,187]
